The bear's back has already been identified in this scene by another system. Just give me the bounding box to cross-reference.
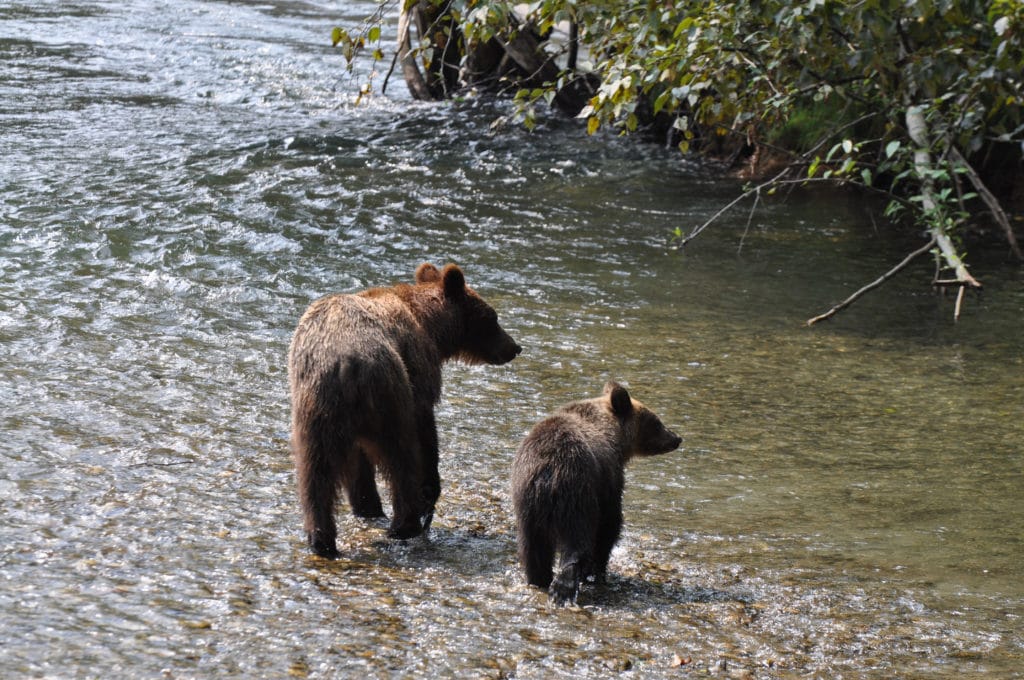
[514,403,626,495]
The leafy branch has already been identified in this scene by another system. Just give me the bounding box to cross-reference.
[326,0,1023,322]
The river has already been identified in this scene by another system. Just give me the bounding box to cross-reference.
[2,1,1022,677]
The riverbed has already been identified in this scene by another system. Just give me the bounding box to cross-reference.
[2,1,1022,677]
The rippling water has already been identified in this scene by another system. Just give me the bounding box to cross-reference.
[2,1,1023,677]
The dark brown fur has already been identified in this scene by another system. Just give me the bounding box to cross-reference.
[289,263,521,558]
[511,382,682,605]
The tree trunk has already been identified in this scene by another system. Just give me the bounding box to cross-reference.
[397,0,461,100]
[904,105,981,288]
[397,2,438,101]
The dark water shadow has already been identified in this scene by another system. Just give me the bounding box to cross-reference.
[304,520,518,580]
[580,572,757,610]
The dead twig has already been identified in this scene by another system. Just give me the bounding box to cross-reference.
[954,284,967,322]
[737,188,761,254]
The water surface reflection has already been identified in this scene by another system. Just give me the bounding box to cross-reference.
[2,0,1022,677]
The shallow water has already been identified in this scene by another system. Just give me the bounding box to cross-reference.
[2,1,1023,677]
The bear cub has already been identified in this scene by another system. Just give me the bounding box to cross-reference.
[511,381,682,605]
[288,263,521,559]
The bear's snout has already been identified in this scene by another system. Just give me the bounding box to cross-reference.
[645,427,682,456]
[491,336,522,365]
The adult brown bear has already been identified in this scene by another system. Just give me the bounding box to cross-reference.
[511,382,681,605]
[288,263,521,558]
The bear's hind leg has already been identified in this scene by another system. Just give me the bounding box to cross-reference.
[549,496,598,605]
[343,446,385,519]
[294,426,344,559]
[519,523,555,590]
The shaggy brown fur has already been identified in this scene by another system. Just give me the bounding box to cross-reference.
[511,382,681,605]
[289,263,521,558]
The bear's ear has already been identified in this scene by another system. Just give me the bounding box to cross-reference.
[415,262,441,284]
[441,264,466,298]
[605,381,633,418]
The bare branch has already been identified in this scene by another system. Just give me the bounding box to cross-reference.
[947,146,1022,260]
[676,165,792,247]
[806,236,938,326]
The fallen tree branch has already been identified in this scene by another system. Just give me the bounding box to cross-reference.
[905,105,982,289]
[806,236,938,325]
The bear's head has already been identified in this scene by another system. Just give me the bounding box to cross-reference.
[415,262,522,366]
[604,381,682,459]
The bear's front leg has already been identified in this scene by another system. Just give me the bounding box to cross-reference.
[386,463,425,539]
[415,408,441,532]
[378,423,425,541]
[591,504,623,582]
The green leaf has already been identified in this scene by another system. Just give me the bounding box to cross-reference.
[331,27,347,48]
[587,116,600,135]
[885,140,901,158]
[368,26,381,43]
[653,90,671,116]
[524,107,537,131]
[673,16,693,39]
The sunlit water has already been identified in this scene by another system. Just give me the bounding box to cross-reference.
[2,1,1023,677]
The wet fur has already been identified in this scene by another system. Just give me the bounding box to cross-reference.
[289,263,521,558]
[511,382,682,605]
